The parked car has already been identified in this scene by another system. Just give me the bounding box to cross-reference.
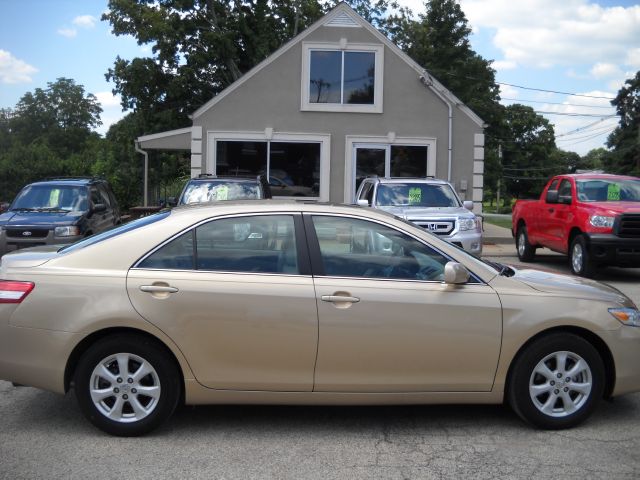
[512,173,640,277]
[355,177,482,255]
[0,177,121,257]
[175,174,271,206]
[1,201,639,436]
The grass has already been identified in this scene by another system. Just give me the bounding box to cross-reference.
[483,215,512,230]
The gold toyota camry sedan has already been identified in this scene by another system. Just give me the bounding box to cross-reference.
[1,201,639,436]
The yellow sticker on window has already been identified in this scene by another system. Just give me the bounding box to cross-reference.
[607,184,621,201]
[408,188,422,204]
[215,185,229,201]
[48,189,60,207]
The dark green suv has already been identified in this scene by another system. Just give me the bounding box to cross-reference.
[0,177,120,257]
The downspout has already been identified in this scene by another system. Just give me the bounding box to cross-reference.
[419,72,453,182]
[134,141,149,207]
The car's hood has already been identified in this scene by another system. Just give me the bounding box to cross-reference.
[0,210,83,227]
[0,246,60,270]
[509,266,632,306]
[378,206,474,218]
[583,202,640,215]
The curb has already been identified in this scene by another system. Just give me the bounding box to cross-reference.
[483,236,514,245]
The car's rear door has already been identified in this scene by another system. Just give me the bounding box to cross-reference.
[127,213,318,391]
[306,213,502,393]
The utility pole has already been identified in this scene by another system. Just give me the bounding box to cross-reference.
[496,142,502,213]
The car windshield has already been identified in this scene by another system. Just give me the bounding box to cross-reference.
[58,211,171,253]
[376,183,460,207]
[576,179,640,202]
[11,185,88,212]
[180,180,262,205]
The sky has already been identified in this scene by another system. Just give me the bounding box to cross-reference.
[1,0,639,156]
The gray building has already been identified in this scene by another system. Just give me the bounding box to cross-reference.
[136,2,486,211]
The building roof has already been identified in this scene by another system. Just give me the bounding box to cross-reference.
[190,2,484,127]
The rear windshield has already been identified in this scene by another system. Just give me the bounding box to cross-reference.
[576,179,640,202]
[376,183,460,208]
[58,211,171,253]
[11,184,89,212]
[180,180,263,205]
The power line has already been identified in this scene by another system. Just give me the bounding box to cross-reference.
[556,118,616,137]
[534,111,617,117]
[498,81,616,100]
[556,125,616,142]
[501,97,614,109]
[560,128,616,147]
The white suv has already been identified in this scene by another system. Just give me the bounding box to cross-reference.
[356,177,482,255]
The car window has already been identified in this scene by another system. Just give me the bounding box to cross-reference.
[10,184,88,212]
[90,187,102,206]
[311,216,449,281]
[558,179,572,199]
[139,215,299,274]
[375,183,460,207]
[358,182,372,202]
[179,180,262,205]
[97,184,112,207]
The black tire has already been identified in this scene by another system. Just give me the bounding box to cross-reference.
[74,334,181,436]
[516,225,536,262]
[569,235,596,277]
[508,333,604,430]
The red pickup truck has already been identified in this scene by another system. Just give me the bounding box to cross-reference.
[511,173,640,277]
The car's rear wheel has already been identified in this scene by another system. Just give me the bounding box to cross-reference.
[508,333,604,429]
[74,334,181,436]
[570,235,596,277]
[516,225,536,261]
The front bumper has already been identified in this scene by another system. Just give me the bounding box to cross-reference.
[585,233,640,268]
[600,325,640,396]
[442,230,483,256]
[0,229,82,257]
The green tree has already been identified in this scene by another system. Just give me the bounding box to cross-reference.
[606,70,640,176]
[10,78,102,157]
[500,104,557,199]
[578,147,608,172]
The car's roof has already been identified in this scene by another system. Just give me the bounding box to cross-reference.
[367,177,450,185]
[186,176,261,183]
[28,177,101,187]
[562,173,640,181]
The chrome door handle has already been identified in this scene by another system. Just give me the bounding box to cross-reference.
[321,295,360,303]
[140,285,179,293]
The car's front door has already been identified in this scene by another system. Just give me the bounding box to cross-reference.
[306,214,502,392]
[127,213,318,391]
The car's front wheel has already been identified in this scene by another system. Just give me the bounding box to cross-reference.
[570,235,596,277]
[508,333,604,429]
[74,334,181,436]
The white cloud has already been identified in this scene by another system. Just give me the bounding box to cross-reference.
[95,91,122,108]
[57,27,77,38]
[459,1,640,68]
[499,84,519,98]
[626,48,640,69]
[73,15,97,29]
[0,50,38,84]
[590,62,623,79]
[492,60,517,70]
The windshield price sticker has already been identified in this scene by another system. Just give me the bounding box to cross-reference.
[607,184,621,201]
[408,188,422,204]
[216,185,229,201]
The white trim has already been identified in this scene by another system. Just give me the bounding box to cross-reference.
[472,188,483,202]
[206,131,331,202]
[343,135,437,203]
[474,133,485,147]
[473,174,484,188]
[301,42,384,114]
[473,161,484,174]
[473,147,485,161]
[191,3,484,127]
[137,127,192,143]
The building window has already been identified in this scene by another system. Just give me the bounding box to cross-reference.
[216,140,321,198]
[309,51,375,105]
[302,43,383,113]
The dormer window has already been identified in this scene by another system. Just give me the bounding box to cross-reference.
[301,42,383,113]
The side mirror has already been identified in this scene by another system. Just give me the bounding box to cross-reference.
[92,203,107,213]
[443,261,470,284]
[546,190,558,204]
[167,197,177,207]
[356,199,370,207]
[463,200,474,211]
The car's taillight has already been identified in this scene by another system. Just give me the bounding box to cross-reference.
[0,281,35,304]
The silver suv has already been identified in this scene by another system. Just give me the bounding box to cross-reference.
[355,177,482,255]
